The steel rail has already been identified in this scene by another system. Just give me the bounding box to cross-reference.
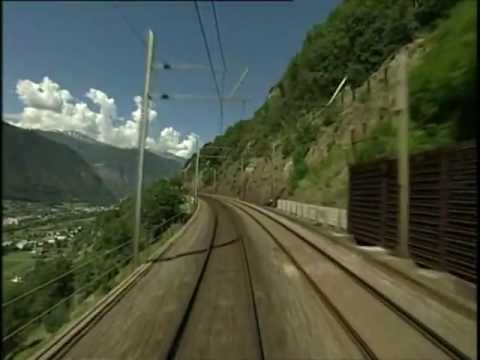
[232,198,470,360]
[32,203,201,359]
[226,199,378,360]
[165,200,218,359]
[270,205,476,320]
[215,199,266,359]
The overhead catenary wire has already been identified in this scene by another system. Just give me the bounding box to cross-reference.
[112,4,169,73]
[210,0,227,134]
[193,0,223,134]
[210,1,227,73]
[113,2,146,51]
[210,0,227,102]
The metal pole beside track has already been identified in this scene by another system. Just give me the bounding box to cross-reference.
[194,137,200,206]
[134,29,155,268]
[396,48,410,258]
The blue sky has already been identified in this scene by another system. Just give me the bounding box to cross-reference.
[3,0,340,156]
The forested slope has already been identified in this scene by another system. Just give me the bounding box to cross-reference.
[187,0,476,207]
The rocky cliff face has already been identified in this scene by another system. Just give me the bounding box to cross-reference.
[202,39,428,208]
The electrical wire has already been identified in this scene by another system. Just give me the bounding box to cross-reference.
[193,1,223,134]
[210,1,227,73]
[113,2,146,51]
[211,0,227,128]
[211,0,227,133]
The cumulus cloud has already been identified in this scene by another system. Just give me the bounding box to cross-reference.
[3,113,23,123]
[147,127,198,158]
[6,77,197,158]
[17,77,72,112]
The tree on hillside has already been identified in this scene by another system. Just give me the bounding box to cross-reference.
[141,179,186,240]
[199,0,466,178]
[409,0,476,141]
[414,0,460,27]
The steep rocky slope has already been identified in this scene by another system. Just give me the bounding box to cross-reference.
[190,0,475,208]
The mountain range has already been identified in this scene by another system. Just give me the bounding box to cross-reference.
[2,122,114,204]
[2,122,184,204]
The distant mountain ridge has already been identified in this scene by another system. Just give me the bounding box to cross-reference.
[2,122,115,204]
[58,130,101,145]
[53,129,186,162]
[37,129,184,199]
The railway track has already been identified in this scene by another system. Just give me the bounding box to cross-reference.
[31,196,473,359]
[33,201,210,360]
[223,197,470,360]
[165,200,218,359]
[270,206,476,321]
[217,200,265,359]
[167,197,265,359]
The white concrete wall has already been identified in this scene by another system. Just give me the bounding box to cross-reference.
[277,199,347,231]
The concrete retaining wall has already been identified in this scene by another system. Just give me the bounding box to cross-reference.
[277,199,347,231]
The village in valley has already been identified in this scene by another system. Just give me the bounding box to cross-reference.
[2,200,114,285]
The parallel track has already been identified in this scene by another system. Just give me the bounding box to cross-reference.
[226,198,469,360]
[31,196,469,359]
[270,206,475,320]
[35,198,265,360]
[226,199,378,360]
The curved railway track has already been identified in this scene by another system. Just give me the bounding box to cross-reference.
[166,198,265,359]
[217,200,265,359]
[165,201,218,359]
[30,196,472,360]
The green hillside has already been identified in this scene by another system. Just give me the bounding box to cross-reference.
[188,0,475,205]
[354,0,476,162]
[2,123,115,205]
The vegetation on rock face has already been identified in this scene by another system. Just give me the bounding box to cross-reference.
[288,146,308,193]
[409,0,476,142]
[353,121,398,163]
[296,144,350,207]
[188,0,473,207]
[190,0,466,165]
[356,0,476,163]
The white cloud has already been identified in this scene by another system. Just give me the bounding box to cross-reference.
[147,127,198,158]
[3,113,23,123]
[6,77,197,158]
[17,77,72,112]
